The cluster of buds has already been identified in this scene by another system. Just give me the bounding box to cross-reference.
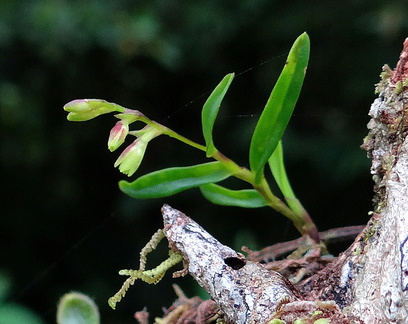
[111,124,162,176]
[64,99,163,177]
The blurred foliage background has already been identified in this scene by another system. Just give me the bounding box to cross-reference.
[1,1,408,323]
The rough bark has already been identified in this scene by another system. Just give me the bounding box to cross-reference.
[302,37,408,323]
[341,38,408,322]
[160,38,408,324]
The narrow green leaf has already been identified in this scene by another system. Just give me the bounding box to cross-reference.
[269,140,296,200]
[268,140,306,216]
[200,183,268,208]
[249,32,310,182]
[119,162,231,198]
[202,73,235,157]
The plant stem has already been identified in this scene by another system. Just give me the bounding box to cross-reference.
[162,127,207,152]
[136,115,207,152]
[212,150,320,243]
[254,177,320,243]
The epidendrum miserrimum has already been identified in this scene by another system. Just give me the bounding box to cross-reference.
[63,32,318,309]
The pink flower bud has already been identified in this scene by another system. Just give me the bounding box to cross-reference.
[108,121,129,152]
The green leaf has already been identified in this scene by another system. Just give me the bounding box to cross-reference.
[269,140,306,216]
[249,32,310,183]
[57,292,100,324]
[202,73,235,157]
[269,141,296,199]
[119,162,231,198]
[200,183,268,208]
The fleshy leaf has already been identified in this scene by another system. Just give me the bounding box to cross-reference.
[269,140,307,216]
[119,162,231,198]
[269,141,296,199]
[202,73,234,157]
[200,183,268,208]
[249,32,310,183]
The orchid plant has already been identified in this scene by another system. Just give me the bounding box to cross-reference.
[58,32,324,322]
[63,32,319,242]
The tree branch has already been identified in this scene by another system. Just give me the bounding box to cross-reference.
[162,204,298,324]
[162,205,352,323]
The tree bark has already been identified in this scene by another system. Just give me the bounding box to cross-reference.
[339,37,408,323]
[161,38,408,324]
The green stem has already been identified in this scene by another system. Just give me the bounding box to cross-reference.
[162,127,207,152]
[135,115,207,152]
[254,177,320,243]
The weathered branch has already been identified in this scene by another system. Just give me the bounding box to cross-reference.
[162,205,352,323]
[162,204,298,324]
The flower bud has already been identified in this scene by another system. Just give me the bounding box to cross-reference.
[64,99,124,121]
[108,120,129,152]
[114,139,147,177]
[113,126,162,176]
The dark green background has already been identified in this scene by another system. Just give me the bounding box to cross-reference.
[1,1,407,323]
